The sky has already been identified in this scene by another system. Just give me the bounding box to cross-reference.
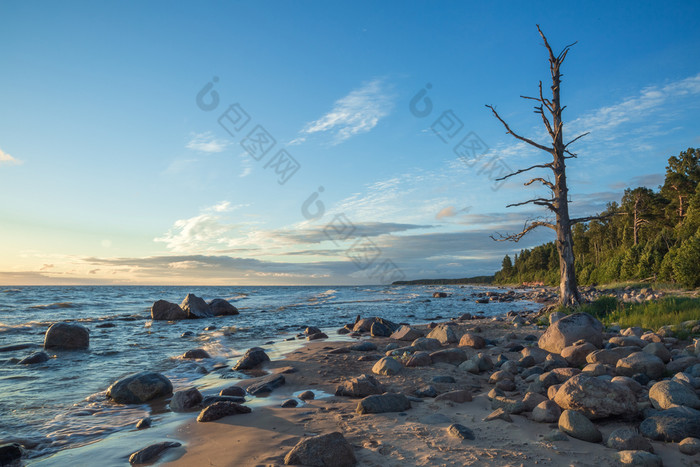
[1,0,699,285]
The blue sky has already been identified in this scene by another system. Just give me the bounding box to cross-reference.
[1,0,699,285]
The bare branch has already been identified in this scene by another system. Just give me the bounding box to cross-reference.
[494,162,553,181]
[485,105,553,153]
[524,177,554,190]
[490,220,556,242]
[570,212,617,224]
[565,132,590,148]
[506,198,556,212]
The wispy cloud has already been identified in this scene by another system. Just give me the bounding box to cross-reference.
[0,147,22,166]
[298,79,393,144]
[154,201,242,252]
[186,131,230,153]
[609,173,665,190]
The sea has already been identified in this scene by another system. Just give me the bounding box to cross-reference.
[0,285,539,465]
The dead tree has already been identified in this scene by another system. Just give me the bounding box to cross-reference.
[487,26,600,307]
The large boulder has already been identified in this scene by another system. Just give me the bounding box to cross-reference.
[356,393,411,414]
[538,313,603,354]
[616,352,665,380]
[427,324,458,345]
[335,374,385,398]
[181,294,213,319]
[208,298,239,316]
[639,406,700,441]
[0,444,23,466]
[353,317,398,333]
[151,300,187,320]
[43,323,89,350]
[560,342,597,368]
[170,387,203,412]
[553,374,636,419]
[649,380,700,410]
[283,432,356,467]
[459,333,486,349]
[390,325,422,341]
[558,410,602,442]
[586,347,639,366]
[19,351,49,365]
[106,372,173,404]
[233,347,270,370]
[372,357,402,376]
[606,427,654,452]
[196,401,251,422]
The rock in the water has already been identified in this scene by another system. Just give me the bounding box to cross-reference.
[616,352,665,380]
[43,322,89,350]
[370,321,392,337]
[129,441,181,465]
[558,410,602,443]
[136,417,152,429]
[208,298,239,316]
[106,372,173,404]
[390,325,422,341]
[353,317,398,333]
[679,437,700,455]
[532,400,561,423]
[356,393,410,414]
[435,390,472,403]
[281,399,298,408]
[151,300,187,320]
[640,406,700,441]
[538,313,603,354]
[283,432,356,467]
[220,385,247,397]
[458,333,485,349]
[307,332,328,340]
[606,427,654,452]
[170,387,202,412]
[372,357,402,376]
[553,374,636,419]
[649,379,700,410]
[447,423,475,440]
[233,347,270,370]
[181,348,210,359]
[0,443,23,465]
[180,293,212,319]
[614,450,662,466]
[245,374,285,395]
[335,374,385,398]
[196,401,251,422]
[19,351,49,365]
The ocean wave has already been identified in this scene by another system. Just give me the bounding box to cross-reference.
[2,288,22,294]
[29,302,75,310]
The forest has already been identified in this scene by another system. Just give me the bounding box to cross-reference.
[494,148,700,288]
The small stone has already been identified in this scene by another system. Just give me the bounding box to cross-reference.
[484,407,512,422]
[447,423,475,440]
[350,341,377,352]
[614,450,663,466]
[356,393,411,414]
[281,399,298,408]
[543,430,568,442]
[135,417,151,429]
[435,390,472,403]
[298,390,315,401]
[432,375,456,384]
[196,401,251,422]
[679,437,700,455]
[0,443,23,465]
[415,385,437,398]
[170,387,203,412]
[181,348,210,359]
[233,347,270,370]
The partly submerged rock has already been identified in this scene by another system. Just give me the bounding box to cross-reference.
[196,401,251,422]
[106,372,173,404]
[43,322,89,350]
[151,300,187,320]
[233,347,270,370]
[181,293,213,319]
[129,441,181,465]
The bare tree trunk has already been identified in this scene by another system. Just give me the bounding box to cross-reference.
[633,197,639,245]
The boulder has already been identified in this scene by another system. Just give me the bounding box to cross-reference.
[609,336,646,348]
[353,317,398,333]
[170,387,203,412]
[390,325,422,341]
[0,443,23,465]
[560,342,597,368]
[649,380,700,410]
[151,300,187,320]
[43,323,89,350]
[606,427,654,452]
[281,399,298,408]
[372,357,402,376]
[220,386,246,397]
[458,333,486,349]
[532,400,561,423]
[429,348,468,365]
[283,432,356,467]
[642,342,671,363]
[335,374,385,398]
[616,352,665,380]
[558,410,602,442]
[614,450,662,466]
[679,437,700,455]
[245,374,285,395]
[538,313,603,354]
[370,321,392,337]
[196,401,251,422]
[405,352,432,367]
[182,348,210,359]
[19,351,49,365]
[356,393,411,414]
[233,347,270,370]
[522,392,548,412]
[447,423,475,440]
[129,441,181,465]
[667,356,699,373]
[208,298,239,316]
[299,390,315,401]
[106,372,173,404]
[553,374,636,419]
[427,324,458,344]
[350,341,377,352]
[411,337,442,351]
[307,332,328,341]
[180,293,213,319]
[640,406,700,441]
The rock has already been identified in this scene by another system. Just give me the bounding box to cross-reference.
[182,348,210,359]
[180,293,212,319]
[0,443,23,465]
[432,375,456,383]
[201,395,245,406]
[484,407,512,422]
[151,300,187,320]
[560,342,597,367]
[640,406,700,441]
[616,352,665,380]
[136,417,151,429]
[372,357,402,376]
[538,313,603,354]
[43,322,89,350]
[447,423,475,440]
[609,335,647,348]
[349,341,377,352]
[433,292,448,298]
[549,311,566,324]
[667,356,699,373]
[106,372,173,404]
[233,347,269,370]
[649,380,700,410]
[614,450,662,466]
[405,352,432,367]
[353,317,398,333]
[553,374,636,419]
[335,374,385,398]
[19,351,49,365]
[532,400,561,423]
[220,386,247,397]
[429,348,468,365]
[281,399,298,408]
[245,374,285,395]
[208,298,239,316]
[390,325,422,341]
[435,390,472,403]
[606,427,654,452]
[411,337,442,351]
[283,432,356,467]
[458,333,486,349]
[356,393,410,414]
[170,387,203,412]
[558,410,602,443]
[679,437,700,455]
[427,324,458,344]
[307,332,328,340]
[304,326,322,336]
[129,441,181,465]
[522,347,549,364]
[196,401,251,422]
[522,392,548,412]
[643,343,671,363]
[370,321,392,337]
[612,376,643,394]
[543,430,568,442]
[582,362,614,377]
[491,395,524,414]
[415,385,437,398]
